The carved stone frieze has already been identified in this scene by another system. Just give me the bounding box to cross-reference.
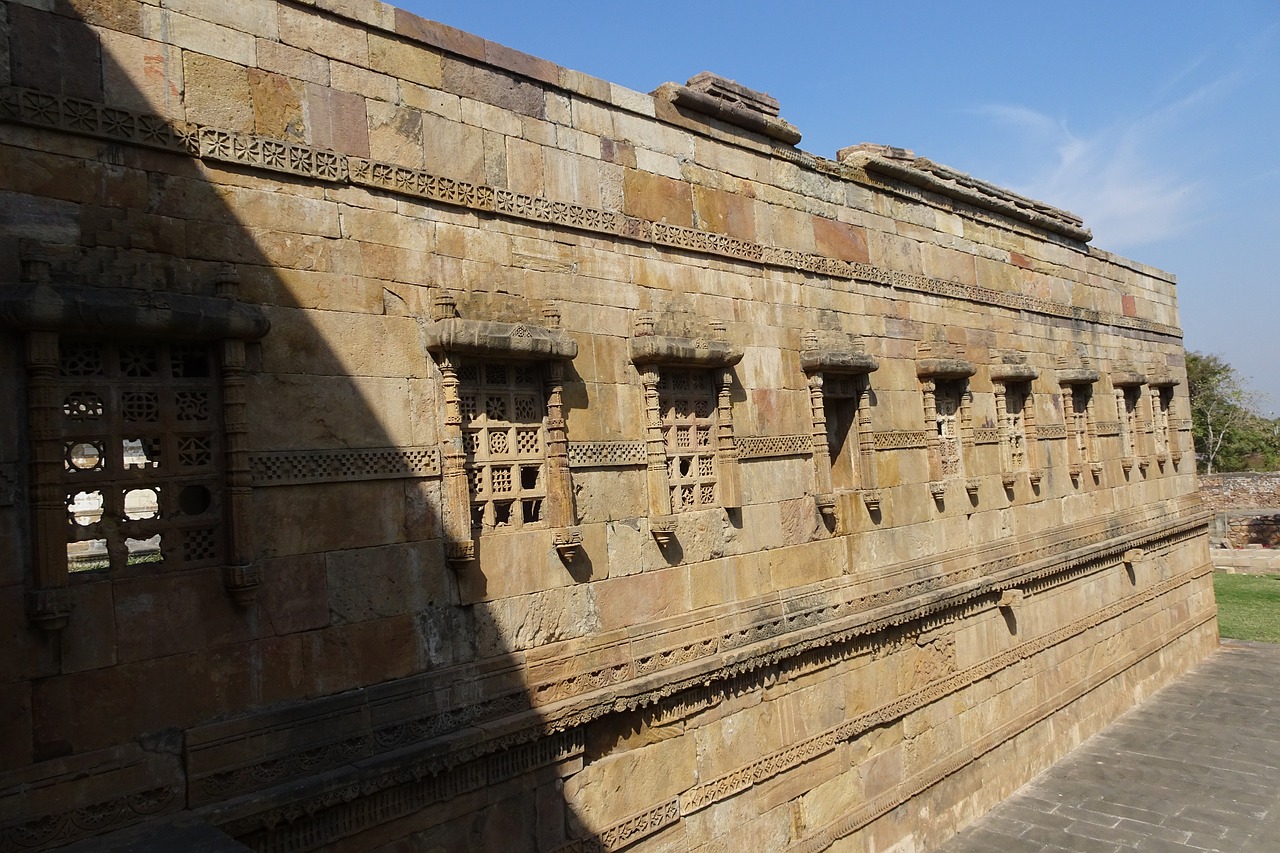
[735,434,812,459]
[249,447,441,486]
[566,441,647,468]
[0,85,1183,339]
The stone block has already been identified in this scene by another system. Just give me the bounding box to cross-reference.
[160,0,278,40]
[421,111,485,184]
[58,579,116,673]
[330,59,398,103]
[248,68,305,142]
[112,567,259,664]
[142,6,255,67]
[278,2,368,66]
[812,215,869,263]
[564,735,696,830]
[693,185,758,243]
[182,53,254,133]
[326,541,451,624]
[443,54,545,120]
[99,29,183,119]
[595,566,691,632]
[10,5,102,99]
[252,481,407,558]
[0,681,32,772]
[258,553,329,635]
[303,82,370,157]
[255,38,330,85]
[623,168,693,227]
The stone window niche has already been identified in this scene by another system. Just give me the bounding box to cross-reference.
[1,273,270,630]
[1112,368,1148,477]
[1148,372,1181,470]
[802,331,880,525]
[423,294,581,566]
[917,347,977,502]
[991,357,1040,493]
[1057,359,1102,486]
[630,312,742,546]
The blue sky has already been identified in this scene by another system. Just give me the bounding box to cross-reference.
[397,1,1280,409]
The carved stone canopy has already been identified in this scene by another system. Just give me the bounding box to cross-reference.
[917,357,976,380]
[1057,367,1101,385]
[990,363,1039,383]
[422,317,577,360]
[629,334,742,369]
[1148,372,1181,388]
[801,330,879,375]
[1111,369,1147,388]
[0,283,269,340]
[801,349,879,375]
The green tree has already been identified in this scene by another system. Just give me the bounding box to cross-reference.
[1186,351,1279,473]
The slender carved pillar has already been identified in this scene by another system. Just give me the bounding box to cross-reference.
[544,360,574,529]
[855,377,878,492]
[808,371,832,496]
[714,366,740,509]
[220,337,259,603]
[921,379,940,482]
[437,352,474,563]
[994,383,1009,469]
[640,366,669,518]
[1023,385,1039,471]
[26,331,73,629]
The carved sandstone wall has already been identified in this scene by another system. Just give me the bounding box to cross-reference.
[0,2,1216,852]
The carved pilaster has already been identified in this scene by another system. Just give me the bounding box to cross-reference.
[221,337,259,604]
[855,376,877,494]
[26,331,71,630]
[544,360,574,529]
[714,367,740,509]
[921,378,940,482]
[808,371,832,497]
[640,366,669,519]
[436,353,474,565]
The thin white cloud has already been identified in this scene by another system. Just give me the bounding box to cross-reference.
[971,101,1203,250]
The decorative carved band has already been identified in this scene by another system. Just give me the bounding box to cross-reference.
[552,798,682,853]
[567,441,647,468]
[874,430,930,450]
[735,434,813,459]
[1038,424,1067,440]
[973,428,1001,445]
[0,786,179,852]
[249,447,441,486]
[0,85,1181,340]
[1171,418,1193,431]
[1095,421,1122,437]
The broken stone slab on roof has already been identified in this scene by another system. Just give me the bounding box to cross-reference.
[654,71,802,145]
[837,143,1092,243]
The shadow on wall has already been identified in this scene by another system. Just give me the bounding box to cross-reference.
[0,4,584,850]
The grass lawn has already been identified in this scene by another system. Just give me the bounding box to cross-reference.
[1215,573,1280,643]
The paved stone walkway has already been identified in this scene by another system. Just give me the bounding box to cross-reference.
[933,640,1280,853]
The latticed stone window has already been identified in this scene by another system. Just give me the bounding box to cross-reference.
[458,358,548,531]
[58,339,223,574]
[658,368,718,512]
[935,380,964,477]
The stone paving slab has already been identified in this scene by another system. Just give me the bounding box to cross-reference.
[932,640,1280,853]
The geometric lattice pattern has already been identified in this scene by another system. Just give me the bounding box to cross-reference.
[58,339,223,573]
[459,359,547,531]
[658,369,718,512]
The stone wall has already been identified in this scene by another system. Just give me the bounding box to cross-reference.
[1201,473,1280,512]
[0,2,1217,852]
